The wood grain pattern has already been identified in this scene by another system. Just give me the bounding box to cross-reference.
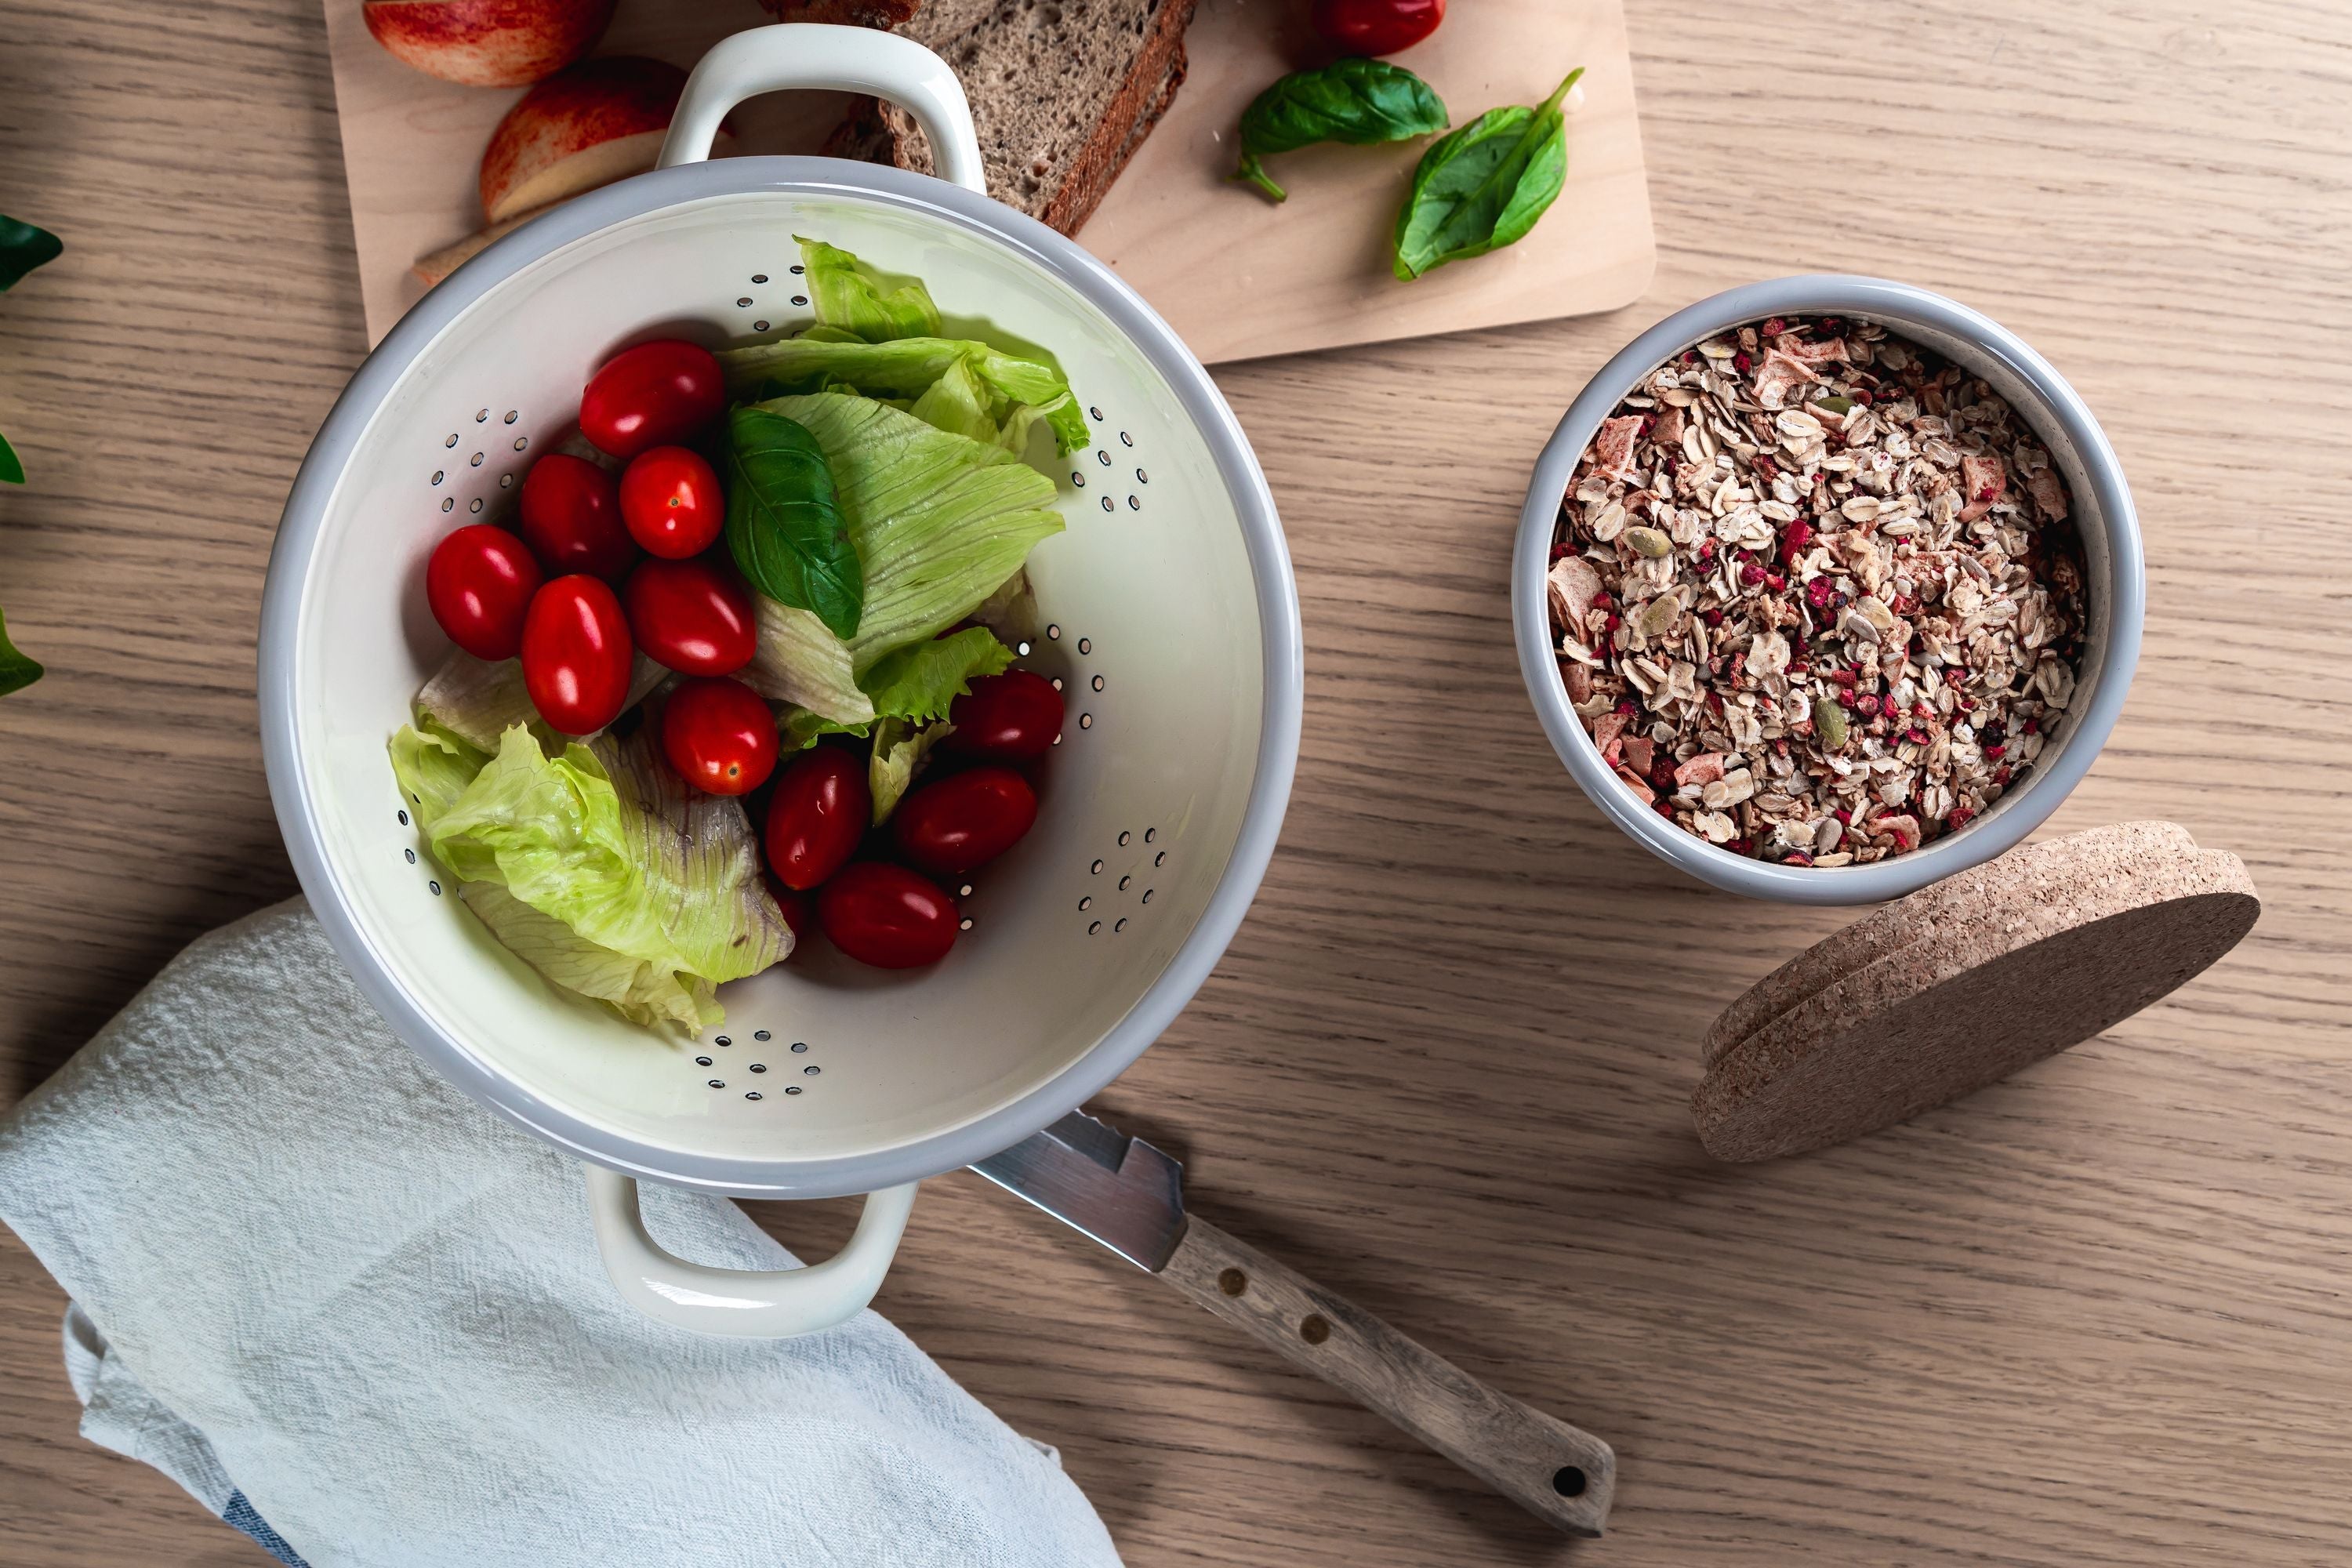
[319,0,1657,358]
[2,0,2350,1565]
[1161,1215,1617,1535]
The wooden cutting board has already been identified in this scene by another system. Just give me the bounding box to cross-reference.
[321,0,1654,363]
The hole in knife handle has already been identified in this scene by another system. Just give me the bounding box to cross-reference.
[1552,1466,1588,1498]
[1298,1313,1331,1345]
[1218,1268,1247,1296]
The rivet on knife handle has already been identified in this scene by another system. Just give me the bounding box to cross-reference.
[1158,1216,1617,1537]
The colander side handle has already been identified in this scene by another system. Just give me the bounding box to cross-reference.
[582,1165,920,1337]
[658,24,988,195]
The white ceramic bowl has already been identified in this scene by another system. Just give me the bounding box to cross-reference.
[1512,277,2142,905]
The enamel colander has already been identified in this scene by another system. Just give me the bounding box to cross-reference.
[258,25,1302,1337]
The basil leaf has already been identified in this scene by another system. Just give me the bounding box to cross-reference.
[1232,59,1447,203]
[0,607,42,697]
[0,216,60,293]
[724,406,862,639]
[0,430,22,486]
[1391,67,1583,280]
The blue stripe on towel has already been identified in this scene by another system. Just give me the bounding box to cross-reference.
[221,1491,310,1567]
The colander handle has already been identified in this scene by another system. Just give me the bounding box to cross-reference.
[582,1165,920,1337]
[658,24,988,196]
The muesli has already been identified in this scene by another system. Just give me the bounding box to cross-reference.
[1550,315,2085,866]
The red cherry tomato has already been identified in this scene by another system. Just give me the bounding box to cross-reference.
[619,445,724,558]
[426,523,543,660]
[947,670,1065,760]
[659,676,778,797]
[518,454,637,583]
[622,557,757,677]
[1311,0,1444,56]
[893,766,1038,877]
[818,862,959,969]
[764,746,872,891]
[521,575,635,735]
[580,339,726,460]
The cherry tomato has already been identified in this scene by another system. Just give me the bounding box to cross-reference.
[426,523,543,660]
[521,575,635,735]
[947,670,1065,760]
[894,766,1038,876]
[1311,0,1444,56]
[659,676,778,796]
[518,454,637,583]
[580,339,726,460]
[622,557,757,677]
[818,862,959,969]
[764,746,872,891]
[619,445,724,558]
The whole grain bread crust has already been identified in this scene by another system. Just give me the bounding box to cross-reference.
[819,0,1196,235]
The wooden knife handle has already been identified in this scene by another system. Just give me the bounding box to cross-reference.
[1159,1217,1616,1537]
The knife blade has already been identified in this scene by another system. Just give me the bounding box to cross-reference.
[970,1109,1617,1537]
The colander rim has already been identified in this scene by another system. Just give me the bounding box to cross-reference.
[260,157,1304,1197]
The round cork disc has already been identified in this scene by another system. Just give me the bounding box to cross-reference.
[1694,822,2259,1163]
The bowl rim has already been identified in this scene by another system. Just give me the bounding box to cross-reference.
[1511,274,2143,906]
[258,156,1305,1196]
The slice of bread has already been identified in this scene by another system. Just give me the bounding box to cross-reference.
[796,0,1198,235]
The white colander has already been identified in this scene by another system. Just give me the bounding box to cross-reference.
[258,26,1302,1337]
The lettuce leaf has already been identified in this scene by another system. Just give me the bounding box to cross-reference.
[741,596,874,725]
[856,626,1013,726]
[797,235,941,341]
[752,394,1062,678]
[869,717,954,824]
[388,724,789,1030]
[723,336,1089,455]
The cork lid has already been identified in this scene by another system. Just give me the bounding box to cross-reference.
[1694,822,2259,1163]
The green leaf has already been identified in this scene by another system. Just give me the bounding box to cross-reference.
[856,626,1014,725]
[389,724,789,1030]
[0,430,22,486]
[778,706,870,753]
[0,606,42,697]
[796,234,940,341]
[1391,67,1582,281]
[720,334,1090,455]
[725,405,862,638]
[762,394,1062,671]
[0,216,61,293]
[1231,59,1448,203]
[742,596,875,725]
[869,717,954,824]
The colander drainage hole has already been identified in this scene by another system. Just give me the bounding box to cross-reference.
[514,436,528,452]
[1115,918,1128,932]
[1142,889,1153,904]
[1099,495,1113,513]
[431,470,444,486]
[708,1079,724,1089]
[405,848,416,864]
[1116,831,1131,846]
[695,1056,712,1067]
[753,1029,771,1041]
[786,1086,802,1095]
[1144,828,1156,843]
[804,1065,820,1076]
[1091,859,1103,874]
[1071,472,1085,488]
[1136,467,1149,484]
[1119,431,1133,447]
[476,409,488,423]
[746,1091,763,1101]
[441,499,454,513]
[470,452,483,466]
[445,434,458,448]
[428,881,442,896]
[1118,875,1131,891]
[791,295,808,307]
[789,264,804,274]
[1078,896,1091,911]
[958,916,974,931]
[753,320,769,332]
[1051,678,1064,691]
[1046,624,1061,641]
[1088,921,1102,935]
[1127,495,1141,511]
[714,1035,731,1047]
[1077,637,1091,654]
[1154,851,1167,866]
[1091,675,1104,691]
[1088,405,1104,420]
[750,1062,766,1073]
[1096,451,1111,466]
[958,882,974,896]
[737,296,754,307]
[397,809,408,826]
[469,499,483,514]
[504,410,518,424]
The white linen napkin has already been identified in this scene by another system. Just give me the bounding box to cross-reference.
[0,898,1122,1568]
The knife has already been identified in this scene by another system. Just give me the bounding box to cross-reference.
[972,1111,1617,1536]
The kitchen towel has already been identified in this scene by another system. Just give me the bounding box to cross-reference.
[0,898,1123,1568]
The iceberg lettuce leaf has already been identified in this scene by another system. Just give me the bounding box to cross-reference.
[721,336,1090,455]
[797,234,942,341]
[868,717,954,825]
[855,626,1014,726]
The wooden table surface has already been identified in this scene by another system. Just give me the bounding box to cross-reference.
[3,1,2347,1563]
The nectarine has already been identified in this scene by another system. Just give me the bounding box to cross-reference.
[363,0,615,89]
